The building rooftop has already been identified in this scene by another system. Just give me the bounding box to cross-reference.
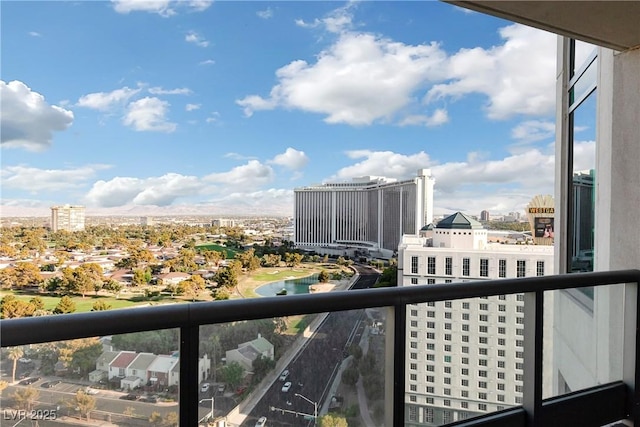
[436,212,484,230]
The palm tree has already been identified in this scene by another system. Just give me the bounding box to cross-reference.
[11,387,39,410]
[7,347,23,382]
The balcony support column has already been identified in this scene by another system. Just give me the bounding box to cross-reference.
[523,291,544,426]
[180,324,200,426]
[623,280,640,425]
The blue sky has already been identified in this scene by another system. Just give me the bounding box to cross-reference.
[1,1,596,217]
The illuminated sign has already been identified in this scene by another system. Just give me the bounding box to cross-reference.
[528,207,554,214]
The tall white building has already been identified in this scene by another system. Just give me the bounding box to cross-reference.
[294,169,435,258]
[50,205,85,232]
[398,212,554,425]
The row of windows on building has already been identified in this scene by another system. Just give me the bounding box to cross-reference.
[409,323,526,336]
[408,364,524,381]
[409,351,525,368]
[408,384,521,400]
[407,402,513,422]
[410,257,545,277]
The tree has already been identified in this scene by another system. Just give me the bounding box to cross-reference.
[7,346,24,382]
[0,380,8,396]
[179,275,206,301]
[341,365,359,388]
[91,300,112,311]
[211,287,230,300]
[320,414,348,427]
[318,270,330,283]
[164,411,179,427]
[54,296,76,314]
[252,355,275,380]
[72,390,96,421]
[11,387,39,410]
[149,412,164,426]
[284,252,303,268]
[102,279,123,296]
[214,266,238,289]
[375,265,397,288]
[132,268,152,286]
[220,361,244,388]
[203,249,224,267]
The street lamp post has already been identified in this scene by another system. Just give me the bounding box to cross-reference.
[199,398,214,423]
[295,393,318,426]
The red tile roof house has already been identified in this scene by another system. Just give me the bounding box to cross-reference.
[108,351,138,382]
[156,272,191,286]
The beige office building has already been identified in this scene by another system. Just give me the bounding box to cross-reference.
[50,205,86,232]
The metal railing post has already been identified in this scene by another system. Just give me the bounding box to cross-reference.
[523,290,544,427]
[180,324,200,426]
[393,303,406,426]
[623,279,640,424]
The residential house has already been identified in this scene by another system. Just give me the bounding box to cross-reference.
[121,352,157,391]
[147,354,180,388]
[225,334,274,373]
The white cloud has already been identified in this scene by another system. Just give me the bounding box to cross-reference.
[185,103,201,111]
[295,3,355,34]
[2,164,110,194]
[185,31,209,47]
[111,0,212,16]
[257,8,273,19]
[203,160,275,189]
[237,32,448,125]
[148,87,192,95]
[205,112,221,123]
[223,153,258,161]
[77,86,141,111]
[85,173,201,207]
[199,59,215,65]
[28,31,41,37]
[207,189,294,215]
[426,24,557,119]
[123,97,177,132]
[0,80,74,151]
[111,0,176,17]
[240,18,557,125]
[269,147,309,170]
[331,150,433,181]
[399,109,449,127]
[511,120,555,144]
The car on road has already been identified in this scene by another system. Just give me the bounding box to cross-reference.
[120,393,139,401]
[18,358,32,364]
[217,383,225,393]
[281,381,292,392]
[278,369,289,381]
[41,380,61,388]
[200,383,210,393]
[85,387,99,395]
[19,377,40,386]
[255,416,267,427]
[140,395,158,403]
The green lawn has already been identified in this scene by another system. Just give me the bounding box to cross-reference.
[195,243,238,258]
[1,292,147,312]
[250,269,314,282]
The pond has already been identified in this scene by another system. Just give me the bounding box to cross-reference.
[255,274,319,297]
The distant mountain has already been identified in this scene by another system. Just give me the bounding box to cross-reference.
[0,203,293,218]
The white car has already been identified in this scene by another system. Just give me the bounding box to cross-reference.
[255,416,267,427]
[281,381,292,392]
[85,387,99,395]
[278,369,289,381]
[200,383,210,393]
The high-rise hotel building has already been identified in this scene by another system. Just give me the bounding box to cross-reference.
[398,212,554,425]
[50,204,86,232]
[294,169,435,258]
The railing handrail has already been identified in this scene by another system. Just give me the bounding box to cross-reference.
[2,269,639,347]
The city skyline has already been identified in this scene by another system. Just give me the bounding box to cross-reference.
[1,1,596,218]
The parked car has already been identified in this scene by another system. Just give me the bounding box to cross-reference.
[41,380,61,388]
[85,387,99,395]
[279,369,289,381]
[255,416,267,427]
[217,383,225,393]
[281,381,292,392]
[200,383,210,393]
[140,395,158,403]
[19,377,40,386]
[120,393,139,401]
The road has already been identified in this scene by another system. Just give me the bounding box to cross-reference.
[241,266,380,426]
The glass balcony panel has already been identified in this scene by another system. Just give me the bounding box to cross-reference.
[405,296,522,426]
[199,308,386,426]
[1,331,180,425]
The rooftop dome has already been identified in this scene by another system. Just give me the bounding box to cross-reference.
[436,212,484,230]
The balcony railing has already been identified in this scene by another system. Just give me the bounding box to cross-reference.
[2,269,640,426]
